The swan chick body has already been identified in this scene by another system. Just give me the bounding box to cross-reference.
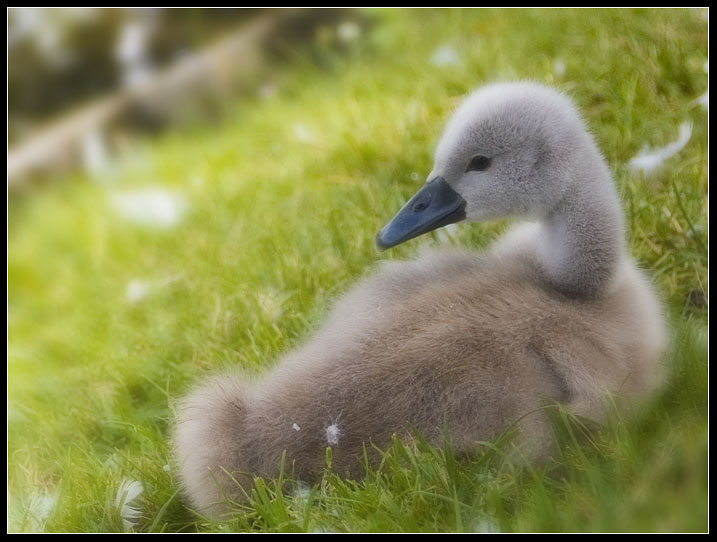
[173,82,666,517]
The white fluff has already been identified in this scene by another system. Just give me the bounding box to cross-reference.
[430,44,460,67]
[111,187,187,228]
[325,424,341,446]
[126,279,150,303]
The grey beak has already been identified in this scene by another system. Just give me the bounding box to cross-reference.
[376,176,466,251]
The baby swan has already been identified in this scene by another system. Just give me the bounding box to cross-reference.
[174,82,666,517]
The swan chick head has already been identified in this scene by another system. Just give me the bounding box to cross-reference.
[377,82,598,250]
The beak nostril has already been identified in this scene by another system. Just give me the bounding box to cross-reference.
[413,191,433,213]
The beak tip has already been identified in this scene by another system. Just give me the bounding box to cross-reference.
[375,231,390,251]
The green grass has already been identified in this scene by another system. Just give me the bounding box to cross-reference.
[8,8,708,533]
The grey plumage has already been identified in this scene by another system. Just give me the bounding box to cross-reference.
[173,82,667,518]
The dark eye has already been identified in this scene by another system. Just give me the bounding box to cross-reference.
[466,155,491,172]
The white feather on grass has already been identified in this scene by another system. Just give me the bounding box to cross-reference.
[115,479,144,531]
[628,122,692,174]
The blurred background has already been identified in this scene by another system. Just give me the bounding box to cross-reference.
[8,8,708,533]
[8,8,363,185]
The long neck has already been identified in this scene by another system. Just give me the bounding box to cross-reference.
[536,153,626,298]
